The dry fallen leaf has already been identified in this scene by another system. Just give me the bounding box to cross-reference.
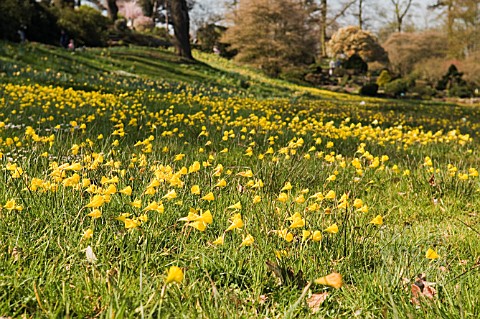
[428,174,436,187]
[410,274,436,306]
[306,292,329,314]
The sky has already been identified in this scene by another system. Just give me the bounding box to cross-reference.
[189,0,443,33]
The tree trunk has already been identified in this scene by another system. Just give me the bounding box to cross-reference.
[170,0,194,60]
[358,0,364,29]
[107,0,118,22]
[320,0,327,57]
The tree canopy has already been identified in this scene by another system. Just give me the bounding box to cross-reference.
[222,0,317,76]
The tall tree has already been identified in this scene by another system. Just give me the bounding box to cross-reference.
[318,0,356,57]
[383,30,448,76]
[355,0,366,29]
[223,0,317,75]
[107,0,119,21]
[171,0,193,59]
[429,0,480,57]
[390,0,414,32]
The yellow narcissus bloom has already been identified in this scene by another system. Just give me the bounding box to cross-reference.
[179,210,213,229]
[226,213,244,231]
[324,190,336,200]
[103,184,117,195]
[370,215,383,225]
[469,168,479,177]
[312,230,322,241]
[131,199,142,209]
[189,221,207,231]
[165,266,183,284]
[302,230,311,241]
[353,198,363,209]
[144,187,156,195]
[119,186,132,196]
[326,174,336,182]
[188,161,201,173]
[101,176,119,184]
[174,153,185,161]
[240,234,254,247]
[191,185,201,195]
[85,195,105,208]
[287,212,305,229]
[87,209,102,219]
[253,195,261,204]
[277,193,288,203]
[314,272,343,289]
[215,179,227,188]
[324,224,339,234]
[116,213,131,222]
[212,235,224,245]
[281,182,292,191]
[83,228,93,240]
[276,229,294,242]
[426,248,439,259]
[143,201,164,213]
[294,194,305,204]
[124,218,141,229]
[163,189,177,200]
[310,192,324,201]
[201,192,215,201]
[337,200,348,209]
[227,202,242,210]
[237,170,253,178]
[4,199,23,211]
[358,205,369,213]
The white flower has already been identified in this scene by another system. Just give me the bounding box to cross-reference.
[85,245,97,264]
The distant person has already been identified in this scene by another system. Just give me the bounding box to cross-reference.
[329,59,336,76]
[68,39,75,51]
[60,30,68,48]
[17,27,26,43]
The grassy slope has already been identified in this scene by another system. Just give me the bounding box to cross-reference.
[1,42,480,318]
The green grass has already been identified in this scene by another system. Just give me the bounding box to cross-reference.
[0,41,480,318]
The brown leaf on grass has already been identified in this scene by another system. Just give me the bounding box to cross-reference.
[410,274,436,306]
[428,174,436,187]
[306,292,329,314]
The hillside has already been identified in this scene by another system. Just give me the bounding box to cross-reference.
[1,42,480,318]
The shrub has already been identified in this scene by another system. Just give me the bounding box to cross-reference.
[280,68,307,85]
[197,24,227,53]
[133,16,154,32]
[57,6,109,47]
[437,64,467,91]
[344,54,368,75]
[410,84,436,99]
[376,70,392,87]
[359,83,379,97]
[384,78,410,97]
[448,84,472,98]
[0,0,33,41]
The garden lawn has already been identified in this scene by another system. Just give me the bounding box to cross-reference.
[0,42,479,318]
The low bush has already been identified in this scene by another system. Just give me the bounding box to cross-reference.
[359,83,379,96]
[57,6,109,47]
[384,78,410,97]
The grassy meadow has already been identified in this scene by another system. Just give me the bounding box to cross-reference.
[1,41,480,318]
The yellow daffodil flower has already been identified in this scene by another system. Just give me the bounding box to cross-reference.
[314,272,343,288]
